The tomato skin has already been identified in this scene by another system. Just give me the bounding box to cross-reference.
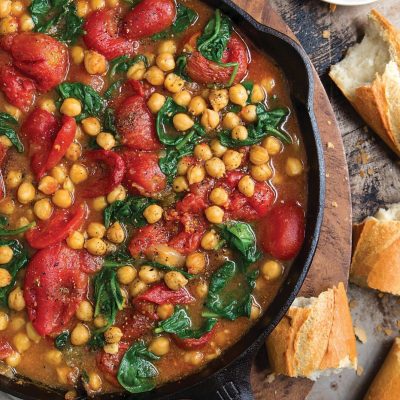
[135,283,194,305]
[97,342,128,387]
[247,182,275,217]
[11,33,68,91]
[260,202,305,260]
[129,223,169,258]
[80,150,126,198]
[122,150,166,196]
[24,242,88,336]
[123,0,176,40]
[26,203,87,249]
[115,95,161,151]
[0,65,35,111]
[83,10,136,60]
[0,34,16,52]
[186,34,248,85]
[174,327,216,350]
[79,251,103,274]
[0,338,13,359]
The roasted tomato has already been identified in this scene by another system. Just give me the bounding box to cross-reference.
[0,64,35,111]
[11,33,68,91]
[135,283,195,305]
[129,223,169,258]
[0,34,16,52]
[117,309,156,341]
[97,342,129,387]
[26,203,87,249]
[83,10,136,60]
[79,251,103,274]
[24,242,89,336]
[186,33,248,85]
[80,150,126,198]
[0,338,13,359]
[174,327,216,350]
[122,150,166,196]
[115,95,161,151]
[123,0,176,40]
[260,202,305,260]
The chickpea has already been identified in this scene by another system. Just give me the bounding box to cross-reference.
[250,145,269,165]
[231,125,248,141]
[8,286,25,311]
[84,50,107,75]
[62,178,74,194]
[139,265,161,284]
[26,322,41,343]
[145,66,165,86]
[93,315,107,329]
[0,244,12,265]
[92,196,108,212]
[38,97,56,113]
[250,163,272,182]
[187,164,205,185]
[209,187,228,206]
[285,157,304,177]
[10,316,25,331]
[188,96,207,116]
[81,117,101,136]
[33,198,53,221]
[210,139,227,157]
[238,175,255,197]
[5,352,21,367]
[107,185,126,203]
[96,132,115,150]
[177,158,192,176]
[129,279,148,297]
[164,271,188,291]
[0,311,8,330]
[87,222,106,239]
[147,93,166,114]
[0,0,11,18]
[106,0,118,6]
[76,0,89,17]
[70,45,84,65]
[172,176,188,193]
[205,206,224,224]
[222,150,242,170]
[229,84,248,106]
[0,15,17,34]
[71,323,90,346]
[0,136,12,148]
[5,169,22,189]
[60,98,82,117]
[56,366,73,385]
[164,73,185,93]
[261,260,283,280]
[222,112,241,130]
[201,230,219,251]
[195,280,208,298]
[66,231,84,250]
[50,166,67,185]
[103,343,119,355]
[251,84,265,103]
[17,181,35,204]
[205,157,226,179]
[88,372,102,392]
[117,266,137,285]
[127,61,146,80]
[76,300,93,322]
[250,304,261,320]
[240,105,257,123]
[45,349,63,366]
[0,268,11,287]
[149,336,170,356]
[90,0,105,10]
[157,40,177,55]
[156,53,175,72]
[0,198,15,215]
[194,143,212,161]
[13,332,31,353]
[104,326,123,344]
[262,137,281,156]
[106,222,125,244]
[69,164,88,185]
[173,113,194,131]
[85,238,107,256]
[201,109,220,131]
[209,89,229,112]
[173,90,191,107]
[157,303,174,320]
[150,244,185,268]
[52,189,72,208]
[184,351,203,366]
[64,142,81,162]
[186,252,206,275]
[143,204,163,224]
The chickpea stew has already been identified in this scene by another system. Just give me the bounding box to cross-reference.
[0,0,307,397]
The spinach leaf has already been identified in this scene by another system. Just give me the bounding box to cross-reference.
[103,247,134,268]
[154,307,217,338]
[156,97,186,146]
[117,340,160,394]
[152,4,198,40]
[55,331,70,350]
[0,216,35,237]
[88,331,106,350]
[0,112,24,152]
[146,261,194,280]
[103,108,118,136]
[218,221,261,263]
[242,81,254,104]
[56,82,105,121]
[174,54,190,80]
[103,196,156,228]
[104,79,124,100]
[109,54,148,78]
[0,240,29,306]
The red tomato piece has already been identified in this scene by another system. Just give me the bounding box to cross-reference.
[97,341,129,387]
[122,150,166,196]
[79,250,103,274]
[128,223,169,258]
[247,182,275,217]
[83,10,136,60]
[80,150,126,198]
[24,242,88,336]
[26,203,87,249]
[186,34,248,85]
[0,338,13,360]
[115,95,161,151]
[118,309,156,341]
[11,33,68,91]
[123,0,176,40]
[173,327,216,350]
[175,177,214,214]
[134,283,195,305]
[0,34,16,52]
[260,202,305,260]
[0,65,35,111]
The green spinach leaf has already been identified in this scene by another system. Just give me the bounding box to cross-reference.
[88,331,106,351]
[103,247,134,268]
[0,216,35,237]
[104,79,124,100]
[109,54,148,78]
[0,112,23,152]
[54,331,70,350]
[174,54,190,80]
[146,261,194,280]
[103,108,118,136]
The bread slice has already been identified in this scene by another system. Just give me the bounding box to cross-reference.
[364,338,400,400]
[266,283,357,380]
[350,203,400,295]
[329,10,400,157]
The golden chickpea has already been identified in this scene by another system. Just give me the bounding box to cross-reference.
[0,136,12,147]
[157,303,174,320]
[85,238,107,256]
[173,113,194,131]
[5,352,21,367]
[60,98,82,117]
[50,166,67,185]
[157,40,177,54]
[238,175,255,197]
[250,304,261,320]
[107,222,125,244]
[222,150,242,170]
[262,136,281,155]
[173,90,191,107]
[89,0,105,10]
[65,142,81,162]
[240,105,257,123]
[222,112,241,130]
[285,157,303,177]
[76,300,93,322]
[69,164,88,185]
[81,117,101,136]
[177,158,192,176]
[194,143,212,161]
[186,252,206,275]
[164,73,185,93]
[127,61,146,80]
[17,181,35,204]
[164,271,188,291]
[261,260,283,280]
[147,93,166,114]
[201,230,219,250]
[45,349,63,366]
[149,336,170,356]
[96,132,115,150]
[87,222,106,239]
[188,96,207,116]
[0,246,12,265]
[104,326,123,344]
[201,109,220,131]
[52,189,72,208]
[231,125,248,141]
[93,315,107,329]
[70,45,84,65]
[106,0,118,7]
[250,163,272,182]
[88,372,102,392]
[0,198,15,215]
[107,185,126,203]
[8,286,25,311]
[92,196,107,212]
[76,0,89,17]
[37,177,58,197]
[84,50,107,75]
[103,343,119,355]
[0,15,17,34]
[56,366,73,385]
[229,84,248,106]
[251,84,265,103]
[184,351,203,366]
[19,12,33,31]
[205,206,224,224]
[210,139,227,157]
[38,97,56,113]
[10,316,25,331]
[129,279,148,297]
[62,177,74,194]
[0,311,8,330]
[71,323,90,346]
[172,176,189,193]
[0,0,11,18]
[26,322,41,343]
[117,266,137,285]
[33,198,53,221]
[194,280,208,298]
[209,187,228,206]
[205,157,226,179]
[5,170,21,189]
[187,164,205,185]
[250,145,269,165]
[145,66,165,86]
[143,204,163,224]
[139,265,161,284]
[209,89,229,112]
[13,332,31,353]
[66,231,85,250]
[156,53,175,72]
[0,268,11,287]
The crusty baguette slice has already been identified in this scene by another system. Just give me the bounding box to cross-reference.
[329,10,400,157]
[350,203,400,295]
[266,283,357,380]
[363,338,400,400]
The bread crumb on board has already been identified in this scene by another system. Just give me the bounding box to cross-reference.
[356,366,364,376]
[327,142,335,149]
[330,4,337,12]
[331,201,338,208]
[354,326,368,343]
[349,299,358,309]
[322,30,331,39]
[266,373,276,384]
[384,328,394,337]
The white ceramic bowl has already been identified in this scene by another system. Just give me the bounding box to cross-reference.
[322,0,378,5]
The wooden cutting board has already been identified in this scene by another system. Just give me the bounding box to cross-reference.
[231,1,353,398]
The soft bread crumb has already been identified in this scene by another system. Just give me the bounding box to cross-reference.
[357,365,364,376]
[266,373,276,384]
[323,30,331,39]
[375,203,400,221]
[354,326,368,343]
[384,328,394,336]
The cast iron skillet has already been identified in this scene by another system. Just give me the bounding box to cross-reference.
[0,1,325,399]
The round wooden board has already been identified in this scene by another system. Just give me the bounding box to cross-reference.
[230,0,353,399]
